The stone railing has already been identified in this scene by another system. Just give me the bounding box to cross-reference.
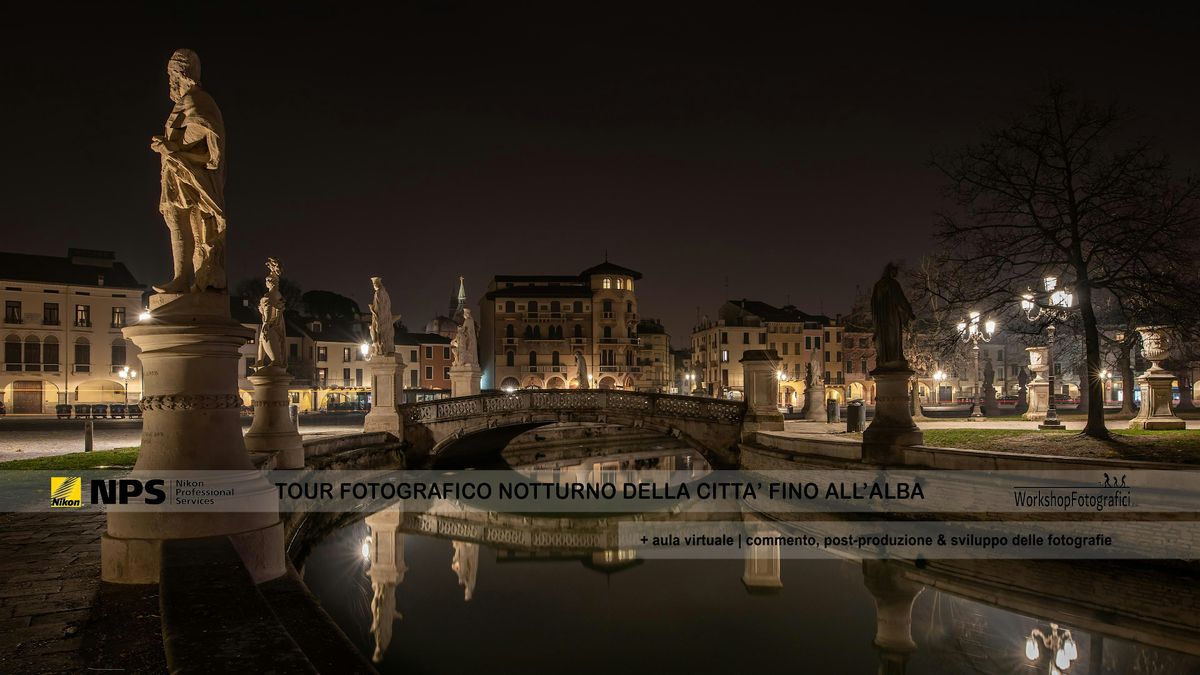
[401,389,745,426]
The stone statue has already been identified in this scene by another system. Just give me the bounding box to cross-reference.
[255,258,286,369]
[369,277,394,357]
[151,49,228,294]
[805,353,823,387]
[575,352,590,389]
[871,263,915,370]
[450,309,478,367]
[983,357,995,389]
[369,582,401,663]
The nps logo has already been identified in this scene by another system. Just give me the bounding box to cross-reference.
[50,477,83,508]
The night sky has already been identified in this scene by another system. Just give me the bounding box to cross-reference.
[3,4,1198,345]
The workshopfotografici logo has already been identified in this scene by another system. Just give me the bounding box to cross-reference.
[50,477,83,508]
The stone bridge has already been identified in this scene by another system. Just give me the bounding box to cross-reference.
[397,389,747,466]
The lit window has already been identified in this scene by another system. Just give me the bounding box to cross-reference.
[603,278,612,289]
[627,279,633,291]
[616,278,624,290]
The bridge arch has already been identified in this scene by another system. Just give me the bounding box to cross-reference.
[399,390,746,467]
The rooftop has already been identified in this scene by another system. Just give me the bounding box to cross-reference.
[0,249,142,289]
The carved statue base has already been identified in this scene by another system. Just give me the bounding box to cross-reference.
[803,382,826,422]
[449,363,482,398]
[245,365,303,469]
[739,351,784,438]
[103,292,284,584]
[1023,380,1049,421]
[863,561,924,675]
[364,354,404,435]
[863,368,923,465]
[1129,371,1185,430]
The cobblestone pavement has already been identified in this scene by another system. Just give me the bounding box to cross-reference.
[0,419,364,463]
[0,511,104,673]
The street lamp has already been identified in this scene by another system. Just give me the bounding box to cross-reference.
[1025,622,1078,674]
[359,342,370,358]
[118,366,138,407]
[956,311,996,418]
[1020,275,1074,430]
[933,370,946,403]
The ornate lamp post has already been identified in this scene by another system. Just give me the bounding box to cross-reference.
[1020,276,1074,430]
[933,370,946,403]
[956,311,996,418]
[1025,622,1078,674]
[118,366,138,407]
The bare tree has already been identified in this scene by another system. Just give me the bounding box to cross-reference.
[929,86,1200,439]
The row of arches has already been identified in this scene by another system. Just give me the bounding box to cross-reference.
[4,334,127,371]
[498,375,635,391]
[2,379,131,413]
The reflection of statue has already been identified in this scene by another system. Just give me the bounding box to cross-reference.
[451,541,479,601]
[369,582,402,663]
[450,309,478,367]
[575,352,589,389]
[255,258,286,369]
[871,263,915,369]
[369,277,394,357]
[151,49,228,294]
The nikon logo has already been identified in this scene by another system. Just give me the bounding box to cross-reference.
[50,477,83,508]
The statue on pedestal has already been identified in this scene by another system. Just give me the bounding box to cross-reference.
[450,309,479,367]
[369,277,395,357]
[576,352,590,389]
[871,263,915,370]
[255,258,287,369]
[151,49,228,294]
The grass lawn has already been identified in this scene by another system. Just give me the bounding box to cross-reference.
[0,447,139,470]
[920,429,1200,464]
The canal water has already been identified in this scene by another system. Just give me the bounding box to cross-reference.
[299,435,1200,674]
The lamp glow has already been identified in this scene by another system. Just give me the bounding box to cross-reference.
[1055,648,1069,670]
[361,537,371,560]
[1025,637,1039,661]
[1064,637,1077,661]
[138,310,152,322]
[359,343,370,357]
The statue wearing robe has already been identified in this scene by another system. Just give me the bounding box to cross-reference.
[450,309,479,367]
[369,277,394,357]
[255,258,286,368]
[575,352,589,389]
[152,49,228,293]
[871,263,915,370]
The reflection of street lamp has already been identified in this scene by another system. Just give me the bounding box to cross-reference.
[1020,275,1074,430]
[361,536,372,561]
[933,370,946,403]
[957,312,996,418]
[118,366,138,406]
[1025,622,1077,674]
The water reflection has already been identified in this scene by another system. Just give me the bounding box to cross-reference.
[299,435,1200,674]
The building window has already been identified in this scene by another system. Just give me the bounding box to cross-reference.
[410,349,418,362]
[442,366,450,380]
[529,351,538,366]
[506,324,515,338]
[443,347,451,360]
[4,336,20,368]
[43,303,59,326]
[603,326,612,338]
[410,370,419,388]
[572,301,583,313]
[425,346,433,359]
[74,338,90,372]
[721,350,729,363]
[805,336,812,350]
[603,278,612,289]
[847,360,854,373]
[317,346,328,361]
[343,368,351,384]
[356,369,363,387]
[782,343,789,355]
[504,301,515,313]
[289,343,299,360]
[627,279,633,292]
[616,278,623,290]
[814,337,821,349]
[626,301,633,313]
[758,334,766,345]
[720,332,728,344]
[742,332,750,345]
[506,351,514,366]
[552,351,560,366]
[317,368,327,386]
[111,307,126,328]
[861,357,868,373]
[42,337,59,369]
[825,351,831,362]
[24,337,40,367]
[111,340,126,367]
[342,347,352,361]
[424,366,433,380]
[75,305,91,327]
[4,301,21,324]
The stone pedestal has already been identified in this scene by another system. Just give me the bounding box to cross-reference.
[803,381,827,422]
[1023,346,1049,421]
[739,350,784,437]
[364,353,404,434]
[863,561,925,675]
[863,367,923,464]
[1129,326,1184,430]
[244,365,303,469]
[103,292,284,584]
[450,363,482,398]
[742,526,783,593]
